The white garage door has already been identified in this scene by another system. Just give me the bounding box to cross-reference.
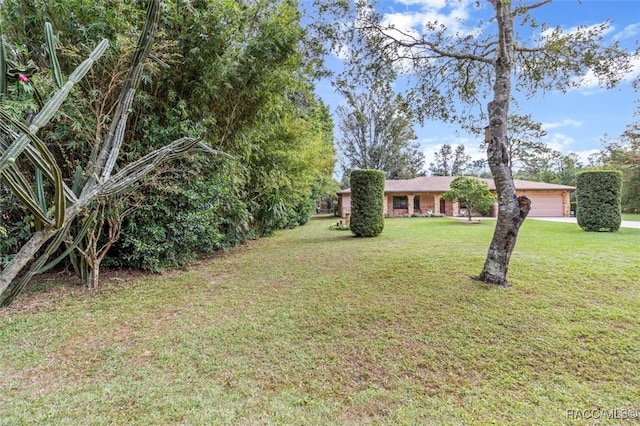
[526,193,563,217]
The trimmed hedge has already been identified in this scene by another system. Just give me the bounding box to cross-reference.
[576,170,622,232]
[350,169,385,237]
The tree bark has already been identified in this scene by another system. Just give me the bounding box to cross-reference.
[476,0,530,287]
[88,260,100,290]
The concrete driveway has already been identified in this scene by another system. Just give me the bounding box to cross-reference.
[529,217,640,229]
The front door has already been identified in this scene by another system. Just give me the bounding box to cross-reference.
[440,199,446,215]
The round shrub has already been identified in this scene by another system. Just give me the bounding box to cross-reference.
[576,170,622,232]
[350,169,385,237]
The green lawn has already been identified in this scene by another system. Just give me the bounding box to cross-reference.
[1,216,639,425]
[622,213,640,222]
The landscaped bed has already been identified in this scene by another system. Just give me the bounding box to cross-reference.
[1,216,638,424]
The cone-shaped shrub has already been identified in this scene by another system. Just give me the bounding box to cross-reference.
[350,169,385,237]
[576,170,622,232]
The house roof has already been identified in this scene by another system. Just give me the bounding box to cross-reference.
[337,176,575,194]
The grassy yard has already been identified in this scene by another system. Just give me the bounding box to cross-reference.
[1,216,639,425]
[622,213,640,222]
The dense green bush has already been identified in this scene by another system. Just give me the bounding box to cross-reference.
[0,188,34,269]
[108,161,252,272]
[1,0,336,284]
[576,170,622,232]
[288,198,316,228]
[350,169,385,237]
[442,176,495,220]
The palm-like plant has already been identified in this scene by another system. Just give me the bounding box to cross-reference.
[0,0,229,306]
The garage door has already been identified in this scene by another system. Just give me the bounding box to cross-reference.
[526,193,563,217]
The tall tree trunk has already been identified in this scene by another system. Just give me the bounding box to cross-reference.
[477,0,531,286]
[88,259,100,290]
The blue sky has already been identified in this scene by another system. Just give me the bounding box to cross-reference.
[309,0,640,172]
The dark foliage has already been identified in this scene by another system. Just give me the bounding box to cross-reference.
[576,170,622,232]
[349,169,385,237]
[107,160,252,272]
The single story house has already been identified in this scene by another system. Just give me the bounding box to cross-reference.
[336,176,575,218]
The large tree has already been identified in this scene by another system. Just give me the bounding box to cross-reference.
[597,113,640,213]
[313,0,631,286]
[514,149,583,186]
[443,176,496,221]
[336,80,423,180]
[491,113,549,172]
[428,144,471,176]
[132,0,337,238]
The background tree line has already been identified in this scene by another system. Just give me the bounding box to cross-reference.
[590,103,640,214]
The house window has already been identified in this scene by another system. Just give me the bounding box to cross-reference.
[393,196,408,209]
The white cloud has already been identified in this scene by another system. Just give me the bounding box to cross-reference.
[394,0,449,7]
[542,119,583,130]
[539,132,605,165]
[615,23,640,41]
[574,53,640,92]
[420,136,485,170]
[571,148,601,166]
[542,132,577,152]
[378,0,480,43]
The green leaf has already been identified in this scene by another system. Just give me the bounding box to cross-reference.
[38,210,97,274]
[0,32,6,96]
[0,109,65,228]
[0,38,109,174]
[45,22,64,88]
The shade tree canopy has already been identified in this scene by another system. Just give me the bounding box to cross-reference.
[312,0,633,286]
[336,80,424,180]
[443,176,496,221]
[428,144,471,177]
